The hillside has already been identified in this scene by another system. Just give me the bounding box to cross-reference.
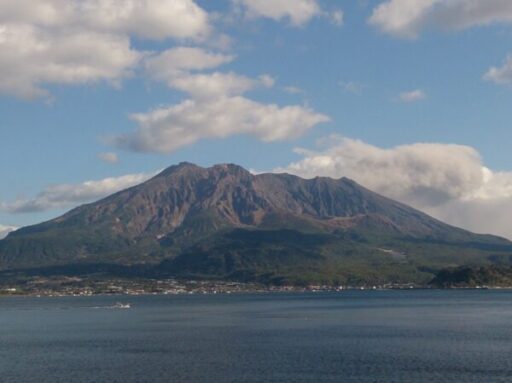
[1,162,511,285]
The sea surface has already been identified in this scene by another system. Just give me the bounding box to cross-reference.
[1,290,512,382]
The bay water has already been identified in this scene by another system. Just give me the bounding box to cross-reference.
[1,290,512,382]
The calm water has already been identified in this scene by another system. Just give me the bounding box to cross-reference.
[1,290,512,382]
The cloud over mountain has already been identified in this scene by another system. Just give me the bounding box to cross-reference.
[277,136,512,238]
[1,171,156,213]
[4,135,512,240]
[0,225,17,239]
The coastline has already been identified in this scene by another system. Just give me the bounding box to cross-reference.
[1,276,509,297]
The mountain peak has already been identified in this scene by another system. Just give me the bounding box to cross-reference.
[156,162,254,183]
[209,163,253,177]
[1,161,511,284]
[156,161,202,177]
[210,163,247,171]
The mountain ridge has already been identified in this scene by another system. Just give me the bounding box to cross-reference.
[1,162,511,285]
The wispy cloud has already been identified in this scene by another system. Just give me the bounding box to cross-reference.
[399,89,426,103]
[283,86,304,95]
[97,152,119,164]
[484,54,512,85]
[1,171,156,213]
[329,9,344,26]
[340,81,366,95]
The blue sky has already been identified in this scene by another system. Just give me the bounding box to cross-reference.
[1,0,512,238]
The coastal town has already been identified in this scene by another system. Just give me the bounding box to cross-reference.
[0,275,425,297]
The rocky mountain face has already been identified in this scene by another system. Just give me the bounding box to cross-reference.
[1,162,511,285]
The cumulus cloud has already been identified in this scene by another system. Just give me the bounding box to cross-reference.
[144,47,275,100]
[399,89,426,102]
[132,44,327,153]
[0,0,212,98]
[0,225,18,239]
[0,24,142,99]
[233,0,323,26]
[368,0,438,38]
[432,197,512,239]
[0,0,211,40]
[113,97,329,153]
[1,171,155,213]
[97,152,119,164]
[369,0,512,39]
[484,54,512,85]
[276,136,512,238]
[77,0,211,40]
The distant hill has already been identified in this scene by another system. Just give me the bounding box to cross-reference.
[1,162,512,285]
[431,265,512,288]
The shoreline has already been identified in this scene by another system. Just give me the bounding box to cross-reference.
[2,274,511,297]
[2,285,511,298]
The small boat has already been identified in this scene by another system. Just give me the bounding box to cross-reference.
[113,302,131,309]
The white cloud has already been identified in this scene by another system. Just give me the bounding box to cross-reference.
[368,0,438,39]
[171,72,276,99]
[97,152,119,164]
[144,47,278,100]
[144,47,235,83]
[484,54,512,85]
[0,0,211,40]
[283,86,304,94]
[0,0,212,98]
[340,81,366,95]
[113,97,329,153]
[169,72,259,99]
[144,47,276,100]
[369,0,512,39]
[1,171,156,213]
[431,197,512,239]
[0,225,18,239]
[78,0,211,40]
[399,89,426,102]
[0,24,142,99]
[258,74,276,88]
[135,45,327,153]
[276,136,512,238]
[329,9,344,26]
[233,0,323,26]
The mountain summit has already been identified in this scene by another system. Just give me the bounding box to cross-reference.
[1,163,511,284]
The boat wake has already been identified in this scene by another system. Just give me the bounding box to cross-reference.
[90,302,131,309]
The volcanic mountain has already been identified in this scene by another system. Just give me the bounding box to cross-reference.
[1,162,511,285]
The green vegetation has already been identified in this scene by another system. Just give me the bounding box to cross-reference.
[431,265,512,287]
[1,162,512,286]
